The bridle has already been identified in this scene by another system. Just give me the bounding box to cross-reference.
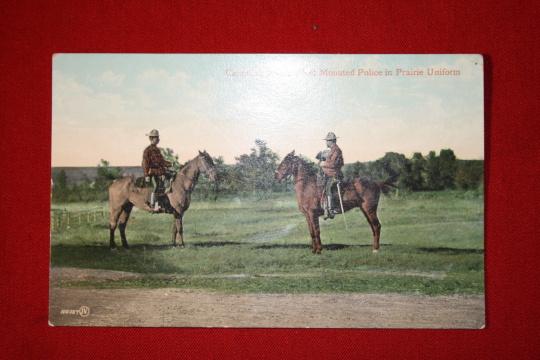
[198,154,215,178]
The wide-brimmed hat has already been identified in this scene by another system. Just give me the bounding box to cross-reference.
[146,129,160,137]
[323,132,338,141]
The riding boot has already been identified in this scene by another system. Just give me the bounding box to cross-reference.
[165,178,172,193]
[324,195,334,220]
[150,192,156,207]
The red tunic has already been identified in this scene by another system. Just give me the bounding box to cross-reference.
[321,143,344,177]
[142,144,171,176]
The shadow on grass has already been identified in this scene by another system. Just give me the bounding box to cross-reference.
[126,244,176,250]
[254,243,309,250]
[253,243,382,251]
[188,241,244,248]
[50,244,181,273]
[417,247,484,255]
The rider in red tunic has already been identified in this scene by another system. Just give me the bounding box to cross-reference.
[142,129,171,210]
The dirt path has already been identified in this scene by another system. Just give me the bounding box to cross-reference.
[49,268,485,328]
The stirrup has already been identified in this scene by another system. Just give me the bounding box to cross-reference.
[323,208,335,220]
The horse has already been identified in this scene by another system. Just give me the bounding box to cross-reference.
[107,150,217,249]
[274,150,396,254]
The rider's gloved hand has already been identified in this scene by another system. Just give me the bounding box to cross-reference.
[145,176,150,183]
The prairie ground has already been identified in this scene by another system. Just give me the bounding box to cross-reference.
[50,191,484,327]
[51,191,484,295]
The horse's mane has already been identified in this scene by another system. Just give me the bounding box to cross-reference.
[292,154,319,180]
[179,157,195,175]
[179,152,213,176]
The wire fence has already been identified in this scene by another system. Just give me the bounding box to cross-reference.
[51,207,107,232]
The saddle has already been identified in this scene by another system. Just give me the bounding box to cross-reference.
[134,171,176,193]
[316,172,343,213]
[134,172,177,214]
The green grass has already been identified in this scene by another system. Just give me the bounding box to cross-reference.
[50,191,484,295]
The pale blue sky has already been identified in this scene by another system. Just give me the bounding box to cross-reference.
[52,54,483,166]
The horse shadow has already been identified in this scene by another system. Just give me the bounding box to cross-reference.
[252,243,383,251]
[125,244,177,250]
[417,247,484,255]
[188,241,244,248]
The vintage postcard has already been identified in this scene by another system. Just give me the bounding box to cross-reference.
[50,54,484,327]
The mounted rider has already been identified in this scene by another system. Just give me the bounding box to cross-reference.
[142,129,172,212]
[316,132,344,219]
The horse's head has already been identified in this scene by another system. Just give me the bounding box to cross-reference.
[275,150,297,182]
[197,150,217,182]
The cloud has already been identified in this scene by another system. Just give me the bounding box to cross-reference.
[137,68,189,88]
[52,55,484,165]
[98,70,125,86]
[53,70,132,127]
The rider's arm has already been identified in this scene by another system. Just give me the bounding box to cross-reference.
[142,148,150,176]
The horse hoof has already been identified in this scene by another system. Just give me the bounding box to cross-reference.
[372,249,379,254]
[110,247,117,252]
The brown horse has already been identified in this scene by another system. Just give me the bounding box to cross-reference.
[108,150,217,249]
[275,151,396,254]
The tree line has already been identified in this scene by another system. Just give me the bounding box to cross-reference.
[342,150,483,192]
[52,140,483,202]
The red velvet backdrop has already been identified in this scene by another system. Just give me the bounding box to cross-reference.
[1,0,539,358]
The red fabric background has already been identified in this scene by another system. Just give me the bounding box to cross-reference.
[1,0,539,358]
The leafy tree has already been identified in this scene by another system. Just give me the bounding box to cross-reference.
[55,170,67,191]
[343,161,369,179]
[425,151,443,190]
[400,159,415,191]
[52,169,68,202]
[439,149,457,189]
[234,139,279,194]
[161,147,181,172]
[369,152,408,188]
[409,152,426,190]
[95,159,122,191]
[455,160,484,190]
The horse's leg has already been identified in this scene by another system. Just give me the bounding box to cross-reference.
[171,217,177,246]
[172,213,184,248]
[312,214,322,254]
[370,211,382,252]
[109,206,123,250]
[303,213,317,253]
[361,204,381,252]
[118,203,133,249]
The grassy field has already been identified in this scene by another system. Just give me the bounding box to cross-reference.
[50,191,484,295]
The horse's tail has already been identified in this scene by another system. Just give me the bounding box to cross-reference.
[377,174,399,195]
